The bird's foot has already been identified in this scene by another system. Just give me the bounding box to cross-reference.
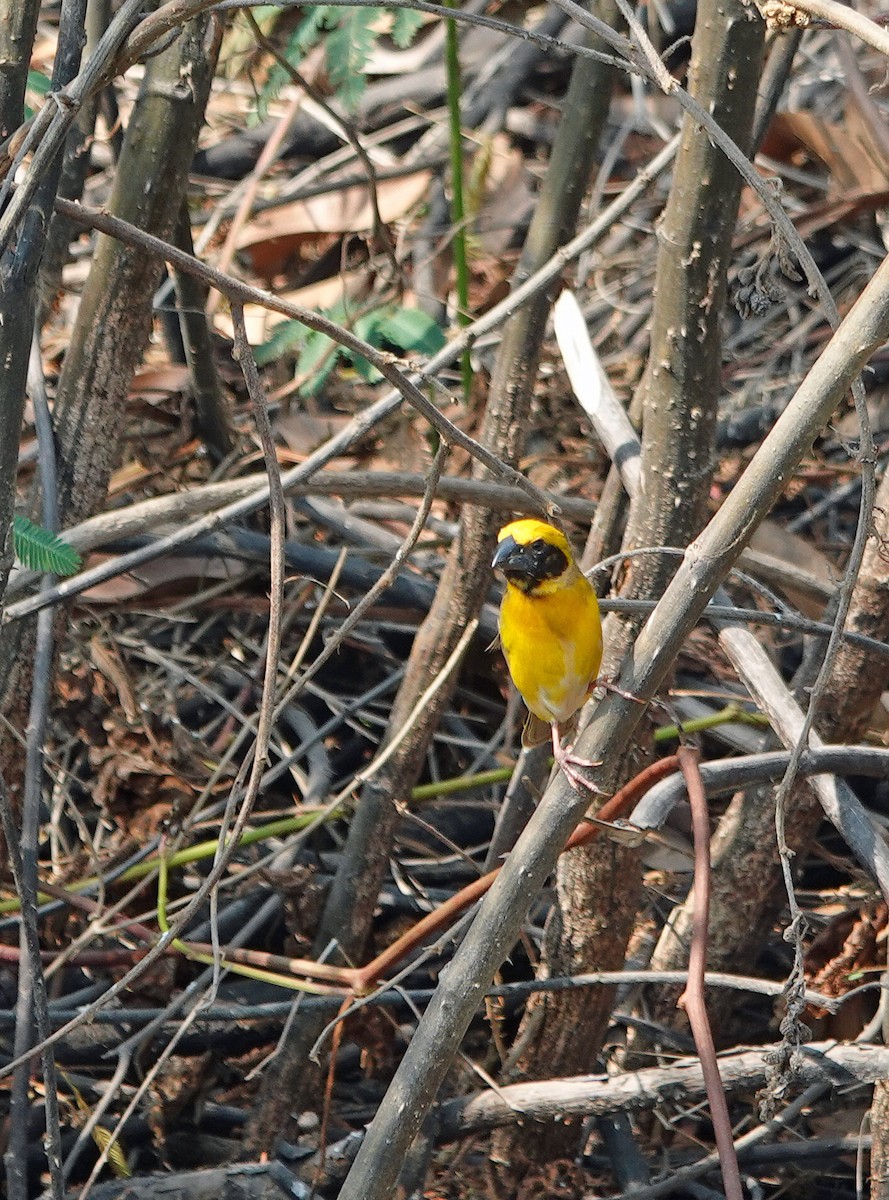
[552,735,607,797]
[592,675,645,704]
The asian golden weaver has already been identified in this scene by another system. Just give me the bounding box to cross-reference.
[492,519,603,793]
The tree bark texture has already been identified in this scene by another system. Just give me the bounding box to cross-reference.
[52,15,219,526]
[873,1082,889,1197]
[0,0,39,142]
[627,0,765,590]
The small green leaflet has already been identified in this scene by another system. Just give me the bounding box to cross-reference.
[256,5,424,118]
[24,69,52,119]
[13,516,82,577]
[257,303,446,395]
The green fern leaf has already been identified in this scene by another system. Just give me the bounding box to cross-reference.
[295,327,344,396]
[256,12,332,123]
[13,515,81,576]
[256,59,289,124]
[325,7,381,109]
[294,5,337,56]
[391,9,423,48]
[257,6,421,118]
[256,302,351,396]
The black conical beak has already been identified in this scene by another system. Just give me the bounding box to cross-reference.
[492,535,520,571]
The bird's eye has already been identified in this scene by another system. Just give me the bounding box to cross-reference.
[528,540,569,579]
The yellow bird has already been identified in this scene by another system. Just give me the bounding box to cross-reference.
[492,519,603,793]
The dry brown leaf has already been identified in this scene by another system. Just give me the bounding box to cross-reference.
[766,110,889,195]
[236,169,431,259]
[79,553,248,604]
[275,410,354,456]
[130,364,191,395]
[90,636,140,725]
[804,902,886,1037]
[106,441,202,495]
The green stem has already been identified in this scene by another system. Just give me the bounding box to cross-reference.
[0,807,344,914]
[654,704,768,743]
[412,765,512,800]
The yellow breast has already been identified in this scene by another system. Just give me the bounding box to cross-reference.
[498,572,602,724]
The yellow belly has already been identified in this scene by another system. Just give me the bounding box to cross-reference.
[498,575,602,724]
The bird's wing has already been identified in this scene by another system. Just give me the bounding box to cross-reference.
[521,711,551,748]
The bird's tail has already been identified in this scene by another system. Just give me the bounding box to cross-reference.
[521,709,580,749]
